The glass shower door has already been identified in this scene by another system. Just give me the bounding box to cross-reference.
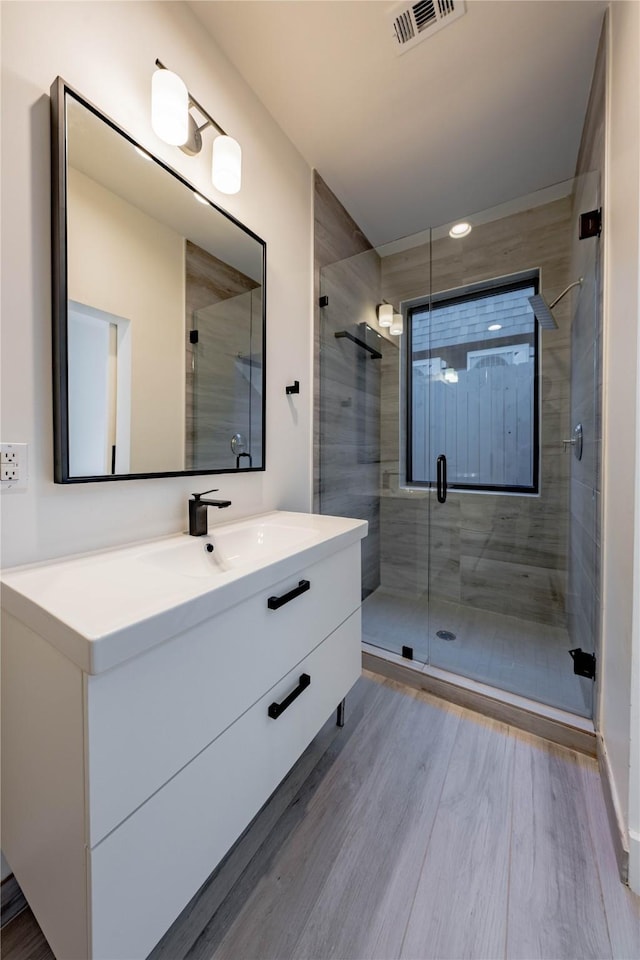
[413,278,547,694]
[318,176,600,719]
[318,241,433,667]
[420,180,596,717]
[318,249,388,602]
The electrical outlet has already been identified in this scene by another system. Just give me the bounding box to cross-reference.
[1,443,28,492]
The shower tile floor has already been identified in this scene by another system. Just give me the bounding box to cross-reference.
[362,587,591,718]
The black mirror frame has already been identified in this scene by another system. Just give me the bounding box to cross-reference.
[50,76,267,483]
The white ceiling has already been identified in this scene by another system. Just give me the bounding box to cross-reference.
[189,0,606,246]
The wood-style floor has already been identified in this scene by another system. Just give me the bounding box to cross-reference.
[3,672,639,960]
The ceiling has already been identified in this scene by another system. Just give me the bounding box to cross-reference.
[189,0,606,247]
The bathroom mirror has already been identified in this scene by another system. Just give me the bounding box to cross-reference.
[51,78,266,482]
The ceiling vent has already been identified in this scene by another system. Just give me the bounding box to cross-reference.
[389,0,466,55]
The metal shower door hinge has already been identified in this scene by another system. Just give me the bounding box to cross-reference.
[579,208,602,240]
[569,648,596,680]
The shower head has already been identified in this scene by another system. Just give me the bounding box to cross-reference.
[527,293,558,330]
[528,278,583,330]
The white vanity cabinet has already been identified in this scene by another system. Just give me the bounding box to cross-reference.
[1,512,366,960]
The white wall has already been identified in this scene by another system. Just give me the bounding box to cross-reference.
[0,0,313,572]
[601,0,640,893]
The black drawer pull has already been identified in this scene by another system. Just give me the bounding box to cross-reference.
[267,579,310,610]
[268,673,311,719]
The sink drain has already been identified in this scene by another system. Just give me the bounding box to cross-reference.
[436,630,456,642]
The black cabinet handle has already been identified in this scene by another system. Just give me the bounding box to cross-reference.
[436,454,447,503]
[268,673,311,719]
[267,579,310,610]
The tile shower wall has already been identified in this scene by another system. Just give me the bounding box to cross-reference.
[314,173,384,596]
[379,198,574,625]
[185,241,261,471]
[568,26,605,689]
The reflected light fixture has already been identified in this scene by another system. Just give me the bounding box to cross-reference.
[443,367,458,383]
[488,323,502,331]
[152,60,242,195]
[134,145,153,162]
[449,221,472,239]
[377,303,394,327]
[390,313,404,336]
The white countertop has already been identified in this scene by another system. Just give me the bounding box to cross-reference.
[1,511,367,675]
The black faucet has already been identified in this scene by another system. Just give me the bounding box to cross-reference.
[189,488,232,536]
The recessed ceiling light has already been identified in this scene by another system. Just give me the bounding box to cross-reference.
[194,192,209,205]
[449,222,472,239]
[134,146,153,161]
[488,323,502,331]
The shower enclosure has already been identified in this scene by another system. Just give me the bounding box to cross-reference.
[187,288,263,472]
[318,176,602,719]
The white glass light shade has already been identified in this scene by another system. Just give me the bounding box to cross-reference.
[390,313,404,336]
[378,304,393,327]
[443,367,458,383]
[152,70,188,146]
[212,136,242,195]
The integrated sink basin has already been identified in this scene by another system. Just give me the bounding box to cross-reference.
[214,518,318,566]
[0,510,368,675]
[142,515,319,578]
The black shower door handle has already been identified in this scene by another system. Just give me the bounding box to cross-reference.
[436,454,447,503]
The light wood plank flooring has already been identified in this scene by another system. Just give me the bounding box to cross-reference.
[3,673,638,960]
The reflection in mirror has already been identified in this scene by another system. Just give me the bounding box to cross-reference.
[52,79,266,482]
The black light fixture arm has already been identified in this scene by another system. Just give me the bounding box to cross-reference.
[155,59,227,136]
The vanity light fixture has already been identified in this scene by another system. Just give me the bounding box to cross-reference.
[390,313,404,336]
[449,221,472,239]
[152,60,242,195]
[488,323,502,331]
[443,367,459,383]
[377,303,394,327]
[151,68,188,145]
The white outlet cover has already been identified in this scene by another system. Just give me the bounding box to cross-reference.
[1,442,28,492]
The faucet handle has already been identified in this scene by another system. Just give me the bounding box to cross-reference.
[192,487,219,500]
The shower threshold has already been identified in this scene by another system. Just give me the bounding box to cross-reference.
[362,642,596,757]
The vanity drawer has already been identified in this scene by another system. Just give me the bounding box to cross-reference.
[88,609,361,960]
[86,541,360,845]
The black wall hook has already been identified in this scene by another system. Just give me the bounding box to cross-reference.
[286,381,300,395]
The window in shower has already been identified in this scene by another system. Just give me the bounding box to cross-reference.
[406,275,540,493]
